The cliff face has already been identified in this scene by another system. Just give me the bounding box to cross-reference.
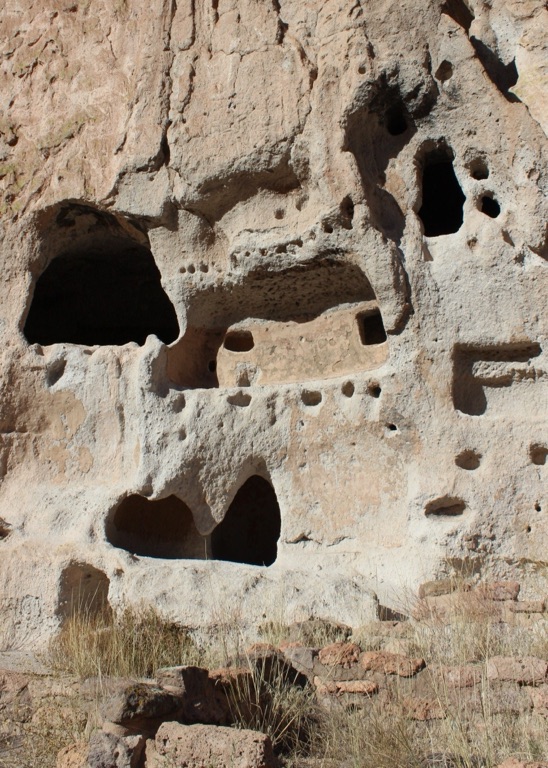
[0,0,546,645]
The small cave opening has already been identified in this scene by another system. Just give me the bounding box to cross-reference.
[301,390,322,406]
[455,450,481,470]
[530,445,547,466]
[211,476,281,567]
[425,497,466,517]
[358,309,387,346]
[107,495,207,559]
[57,562,111,620]
[25,223,179,347]
[385,105,408,136]
[468,158,489,180]
[418,148,465,237]
[480,196,500,218]
[223,330,255,352]
[435,60,454,82]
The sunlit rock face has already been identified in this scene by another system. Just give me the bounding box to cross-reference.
[0,0,546,646]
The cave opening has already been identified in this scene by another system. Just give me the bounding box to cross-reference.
[481,196,500,218]
[224,330,255,352]
[358,309,387,345]
[418,148,466,236]
[107,495,206,559]
[57,562,111,620]
[25,235,179,347]
[211,476,281,567]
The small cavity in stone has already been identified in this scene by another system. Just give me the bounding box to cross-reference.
[342,381,355,398]
[425,497,466,517]
[455,450,481,470]
[301,390,322,407]
[480,196,501,218]
[435,60,453,82]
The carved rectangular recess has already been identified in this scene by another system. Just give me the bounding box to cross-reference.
[453,341,542,415]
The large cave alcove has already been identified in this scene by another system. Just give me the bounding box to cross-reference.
[107,495,207,559]
[24,206,179,346]
[211,476,281,567]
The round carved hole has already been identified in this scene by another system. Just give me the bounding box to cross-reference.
[301,390,322,407]
[480,195,500,218]
[224,330,254,353]
[435,60,453,82]
[468,158,489,180]
[455,450,481,470]
[342,381,355,398]
[368,383,381,398]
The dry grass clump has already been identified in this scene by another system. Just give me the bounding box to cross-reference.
[49,605,202,679]
[227,666,318,758]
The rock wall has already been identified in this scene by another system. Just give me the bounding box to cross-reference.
[0,0,546,645]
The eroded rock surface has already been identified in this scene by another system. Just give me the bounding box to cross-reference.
[0,0,547,645]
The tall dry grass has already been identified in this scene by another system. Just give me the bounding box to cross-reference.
[48,605,202,679]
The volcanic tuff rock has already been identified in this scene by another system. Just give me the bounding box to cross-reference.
[0,0,547,645]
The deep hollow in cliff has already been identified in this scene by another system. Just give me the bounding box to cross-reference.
[25,226,179,347]
[107,495,206,559]
[211,476,281,567]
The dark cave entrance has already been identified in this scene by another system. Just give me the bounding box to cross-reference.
[211,476,281,567]
[25,234,179,346]
[107,495,206,559]
[418,148,466,237]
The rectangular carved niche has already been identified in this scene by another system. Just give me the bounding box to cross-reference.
[452,341,542,415]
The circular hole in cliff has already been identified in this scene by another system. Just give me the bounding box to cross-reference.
[342,381,355,398]
[425,497,466,518]
[530,444,547,466]
[386,423,398,434]
[274,209,285,220]
[57,562,112,621]
[187,264,196,274]
[301,390,322,407]
[480,195,500,218]
[435,60,453,82]
[107,495,206,559]
[468,158,489,180]
[534,502,541,512]
[211,476,281,567]
[25,206,179,347]
[455,450,481,470]
[223,330,254,353]
[368,383,382,398]
[322,222,334,234]
[525,525,532,533]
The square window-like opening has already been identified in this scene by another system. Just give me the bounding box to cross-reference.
[358,310,387,346]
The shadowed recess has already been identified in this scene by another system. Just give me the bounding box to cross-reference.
[107,495,207,559]
[418,147,465,236]
[57,562,112,620]
[25,236,179,347]
[211,476,281,567]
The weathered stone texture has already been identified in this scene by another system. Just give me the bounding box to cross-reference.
[0,0,546,644]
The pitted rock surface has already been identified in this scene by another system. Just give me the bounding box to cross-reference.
[0,0,547,645]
